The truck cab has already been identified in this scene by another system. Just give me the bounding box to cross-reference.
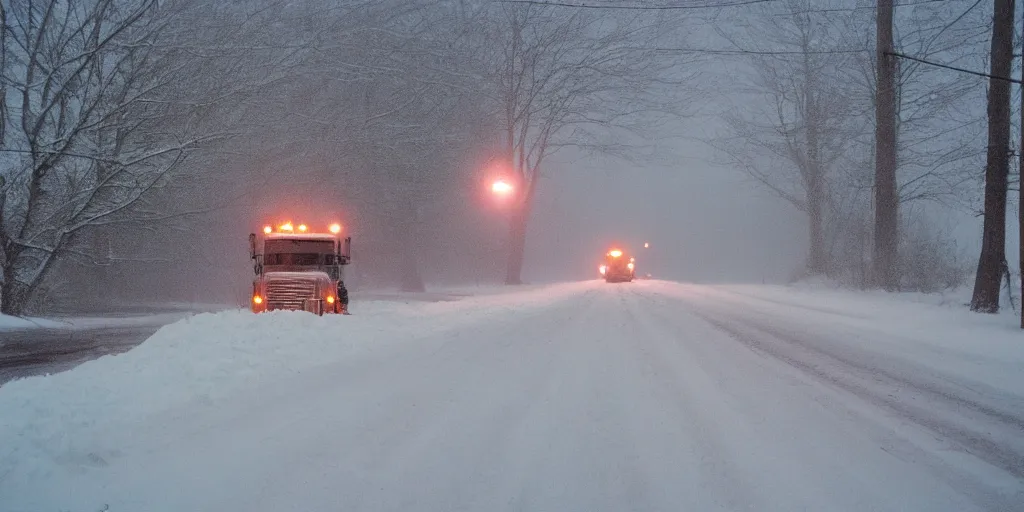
[249,222,351,315]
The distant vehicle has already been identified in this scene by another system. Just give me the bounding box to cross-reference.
[249,222,352,315]
[599,248,635,283]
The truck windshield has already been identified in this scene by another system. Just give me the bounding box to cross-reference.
[264,239,335,266]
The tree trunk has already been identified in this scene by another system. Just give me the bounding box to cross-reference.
[1,262,29,316]
[874,0,900,291]
[971,0,1015,313]
[807,175,828,274]
[505,169,538,286]
[505,208,527,285]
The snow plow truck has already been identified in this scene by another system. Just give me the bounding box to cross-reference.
[599,248,635,283]
[249,222,351,315]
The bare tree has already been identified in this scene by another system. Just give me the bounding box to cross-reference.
[712,0,989,291]
[0,0,218,315]
[971,0,1015,313]
[482,3,686,285]
[0,0,320,313]
[712,2,869,276]
[886,0,990,212]
[838,0,989,290]
[215,0,499,292]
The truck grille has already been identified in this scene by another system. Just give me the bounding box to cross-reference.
[266,278,317,311]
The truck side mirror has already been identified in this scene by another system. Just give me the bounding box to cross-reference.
[249,233,257,260]
[341,236,352,262]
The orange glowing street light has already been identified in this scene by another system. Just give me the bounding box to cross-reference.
[491,179,514,196]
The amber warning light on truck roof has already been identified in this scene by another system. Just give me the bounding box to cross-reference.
[261,222,344,234]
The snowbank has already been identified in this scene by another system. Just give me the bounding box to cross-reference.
[786,277,976,309]
[0,305,407,474]
[0,283,593,489]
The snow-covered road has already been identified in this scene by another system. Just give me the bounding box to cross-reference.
[2,281,1022,511]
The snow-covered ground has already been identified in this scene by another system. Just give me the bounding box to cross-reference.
[1,281,1022,511]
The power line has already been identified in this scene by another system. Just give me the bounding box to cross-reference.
[886,51,1022,84]
[650,47,870,55]
[780,0,970,15]
[501,0,781,9]
[503,0,948,9]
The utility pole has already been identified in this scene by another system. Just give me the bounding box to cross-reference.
[1019,9,1023,327]
[874,0,899,291]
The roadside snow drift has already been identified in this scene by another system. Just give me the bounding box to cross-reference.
[0,284,589,495]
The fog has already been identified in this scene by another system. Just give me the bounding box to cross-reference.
[523,142,806,284]
[0,0,1009,315]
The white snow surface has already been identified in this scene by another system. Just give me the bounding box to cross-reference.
[2,281,1023,511]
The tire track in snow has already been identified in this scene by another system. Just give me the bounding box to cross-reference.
[696,309,1024,479]
[610,286,766,510]
[359,289,607,512]
[492,287,655,511]
[633,287,1022,511]
[498,283,763,510]
[652,287,1024,509]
